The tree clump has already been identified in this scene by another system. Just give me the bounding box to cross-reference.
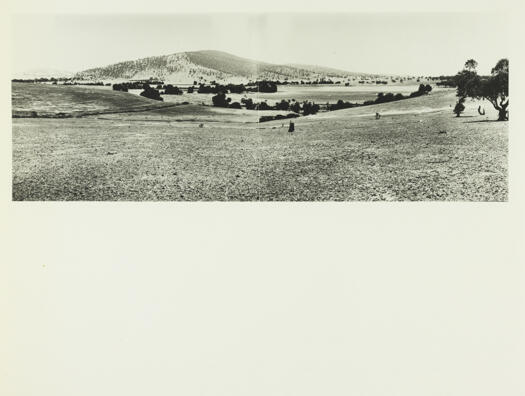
[453,97,466,117]
[140,84,163,101]
[454,58,508,121]
[211,92,231,107]
[163,84,183,95]
[112,83,128,92]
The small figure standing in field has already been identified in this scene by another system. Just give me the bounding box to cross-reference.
[375,112,381,119]
[288,121,295,133]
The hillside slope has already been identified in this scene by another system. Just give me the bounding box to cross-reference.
[74,50,365,83]
[12,82,172,117]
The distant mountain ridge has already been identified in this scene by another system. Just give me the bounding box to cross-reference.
[13,68,74,79]
[285,63,377,78]
[74,50,374,83]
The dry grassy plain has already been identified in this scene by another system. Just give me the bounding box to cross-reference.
[11,82,173,117]
[12,84,507,201]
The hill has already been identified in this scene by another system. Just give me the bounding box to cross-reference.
[11,82,172,117]
[74,50,371,83]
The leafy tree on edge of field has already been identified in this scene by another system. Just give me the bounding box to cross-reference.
[454,58,509,121]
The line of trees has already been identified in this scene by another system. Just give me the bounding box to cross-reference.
[212,95,322,116]
[196,81,278,94]
[211,83,433,115]
[163,84,183,95]
[113,81,160,91]
[12,77,72,83]
[12,78,111,86]
[259,113,300,123]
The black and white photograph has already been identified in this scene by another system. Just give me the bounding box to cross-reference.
[2,2,525,396]
[11,12,509,201]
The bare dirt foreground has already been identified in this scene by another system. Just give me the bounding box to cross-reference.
[12,87,507,201]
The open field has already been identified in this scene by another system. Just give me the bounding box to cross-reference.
[124,83,440,106]
[12,82,172,117]
[12,85,507,201]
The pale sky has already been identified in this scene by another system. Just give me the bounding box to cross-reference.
[11,13,509,76]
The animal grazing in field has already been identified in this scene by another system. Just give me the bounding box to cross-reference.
[375,112,381,119]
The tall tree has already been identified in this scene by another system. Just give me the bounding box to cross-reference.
[464,59,478,71]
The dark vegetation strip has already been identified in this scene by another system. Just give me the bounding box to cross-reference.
[12,103,178,119]
[255,84,434,122]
